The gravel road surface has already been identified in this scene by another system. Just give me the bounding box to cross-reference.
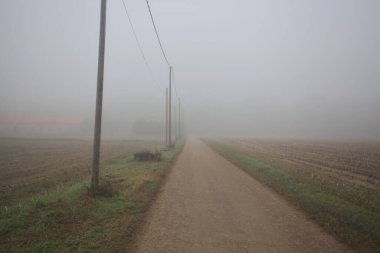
[132,138,354,253]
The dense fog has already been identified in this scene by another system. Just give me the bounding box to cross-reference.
[1,0,379,140]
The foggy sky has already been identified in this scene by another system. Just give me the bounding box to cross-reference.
[1,0,379,140]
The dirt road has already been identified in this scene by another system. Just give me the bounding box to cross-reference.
[132,139,354,253]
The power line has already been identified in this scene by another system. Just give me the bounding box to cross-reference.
[145,0,171,67]
[121,0,163,92]
[144,0,181,101]
[143,2,183,142]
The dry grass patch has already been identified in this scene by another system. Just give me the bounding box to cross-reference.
[0,140,184,253]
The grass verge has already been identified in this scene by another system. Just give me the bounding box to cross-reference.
[0,141,184,253]
[206,140,380,253]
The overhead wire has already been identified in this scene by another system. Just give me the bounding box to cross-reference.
[121,0,181,98]
[121,0,163,92]
[145,0,181,102]
[143,0,183,136]
[145,0,171,67]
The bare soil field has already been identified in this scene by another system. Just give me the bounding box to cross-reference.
[222,139,380,189]
[0,138,161,207]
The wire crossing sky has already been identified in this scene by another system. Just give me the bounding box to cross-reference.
[144,0,180,100]
[145,0,171,67]
[122,0,179,99]
[121,0,163,92]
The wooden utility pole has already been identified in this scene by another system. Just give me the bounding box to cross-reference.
[91,0,107,191]
[165,88,168,147]
[178,97,181,139]
[168,66,172,147]
[173,105,177,141]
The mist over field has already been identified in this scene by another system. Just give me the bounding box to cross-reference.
[1,0,379,140]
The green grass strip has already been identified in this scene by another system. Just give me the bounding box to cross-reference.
[206,140,380,253]
[0,140,185,253]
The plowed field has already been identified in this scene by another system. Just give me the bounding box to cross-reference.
[0,138,160,206]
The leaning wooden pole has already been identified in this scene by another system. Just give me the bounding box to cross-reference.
[165,88,168,147]
[173,105,177,141]
[91,0,107,191]
[178,97,181,139]
[168,66,172,147]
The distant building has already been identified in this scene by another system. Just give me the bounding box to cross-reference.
[0,116,86,138]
